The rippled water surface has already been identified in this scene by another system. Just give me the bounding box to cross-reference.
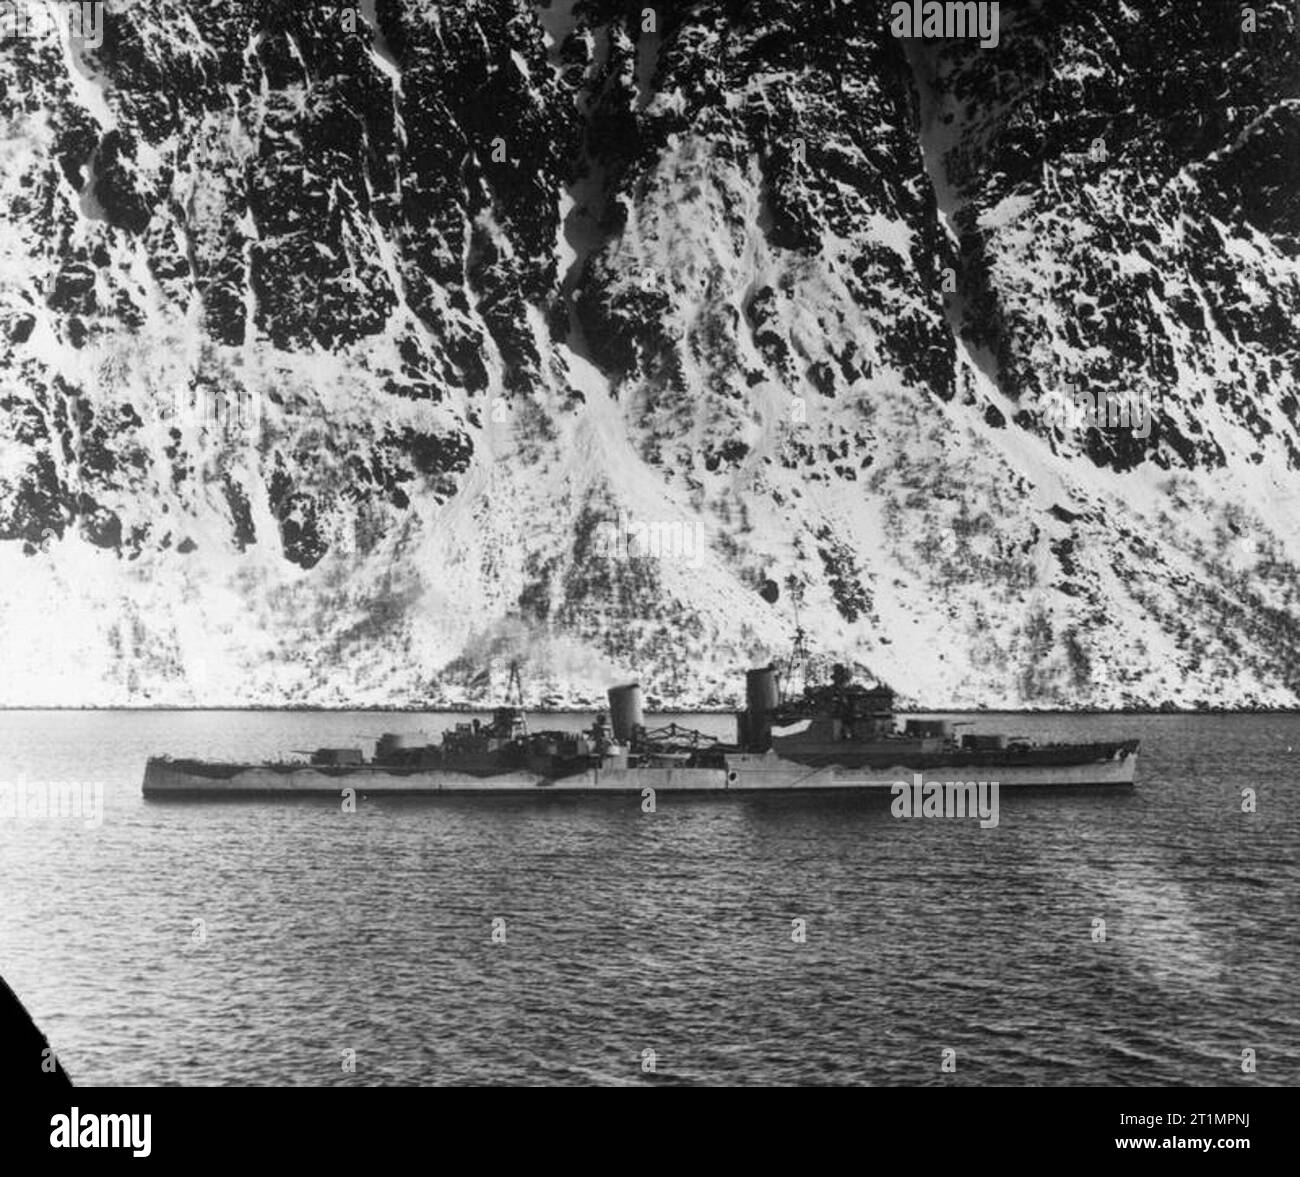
[0,710,1296,1086]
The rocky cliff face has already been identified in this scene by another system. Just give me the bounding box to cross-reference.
[1,0,1297,708]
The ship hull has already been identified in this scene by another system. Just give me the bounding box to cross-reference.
[143,744,1138,797]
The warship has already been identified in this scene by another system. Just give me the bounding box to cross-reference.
[142,663,1139,797]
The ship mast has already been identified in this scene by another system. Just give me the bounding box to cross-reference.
[505,658,528,734]
[781,575,812,703]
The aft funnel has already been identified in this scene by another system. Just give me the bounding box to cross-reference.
[607,683,645,744]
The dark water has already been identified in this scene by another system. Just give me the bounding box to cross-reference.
[0,710,1296,1086]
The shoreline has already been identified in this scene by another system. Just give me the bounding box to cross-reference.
[1,706,1298,716]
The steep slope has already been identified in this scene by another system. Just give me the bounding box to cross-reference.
[0,0,1297,708]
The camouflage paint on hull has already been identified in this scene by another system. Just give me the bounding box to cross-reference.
[143,747,1137,796]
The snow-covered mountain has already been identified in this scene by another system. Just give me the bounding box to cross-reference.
[1,0,1297,709]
